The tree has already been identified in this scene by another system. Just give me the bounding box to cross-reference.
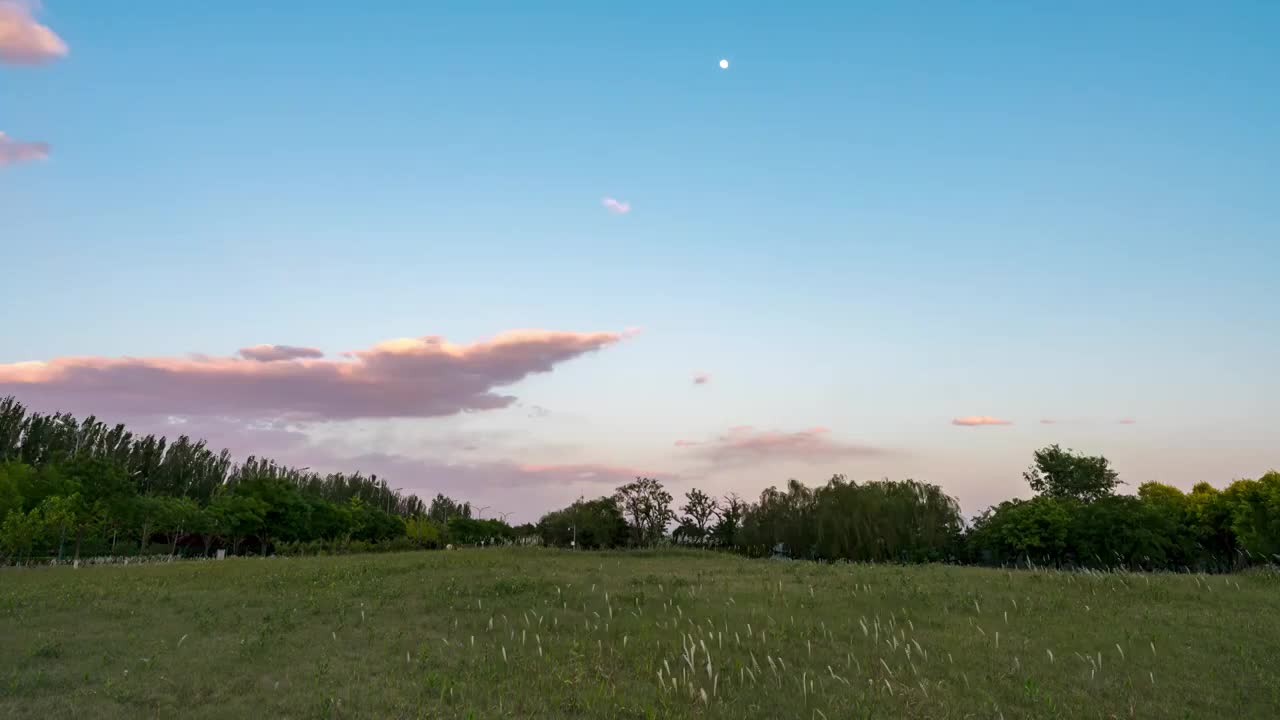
[37,493,81,561]
[428,494,471,524]
[738,479,817,558]
[186,504,218,557]
[710,493,745,547]
[1069,495,1177,569]
[129,495,167,554]
[231,475,309,552]
[0,461,28,521]
[537,496,629,549]
[1186,481,1235,569]
[614,477,674,546]
[405,516,442,548]
[159,497,202,558]
[61,456,131,555]
[967,496,1074,567]
[675,488,719,544]
[1023,445,1121,503]
[209,493,268,555]
[1224,471,1280,562]
[0,508,43,564]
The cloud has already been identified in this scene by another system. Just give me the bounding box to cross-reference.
[238,344,325,362]
[692,372,711,385]
[601,197,631,215]
[327,453,671,522]
[951,416,1013,427]
[676,425,886,465]
[104,415,663,524]
[516,462,666,484]
[0,131,50,166]
[1118,417,1137,425]
[0,328,627,421]
[1039,418,1056,425]
[0,1,68,65]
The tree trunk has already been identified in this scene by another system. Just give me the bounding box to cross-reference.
[73,528,84,561]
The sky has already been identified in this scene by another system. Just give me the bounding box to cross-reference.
[1,1,1277,521]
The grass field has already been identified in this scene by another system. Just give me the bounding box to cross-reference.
[2,549,1278,719]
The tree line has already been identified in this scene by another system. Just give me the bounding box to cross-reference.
[0,397,507,563]
[2,395,1276,572]
[531,446,1278,572]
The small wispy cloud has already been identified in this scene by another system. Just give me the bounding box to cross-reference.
[601,197,631,215]
[951,416,1013,427]
[1039,418,1056,425]
[1117,417,1137,425]
[692,372,711,385]
[0,131,50,166]
[238,344,325,362]
[675,425,885,464]
[0,1,68,65]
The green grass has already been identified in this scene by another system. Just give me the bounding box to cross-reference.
[2,549,1278,719]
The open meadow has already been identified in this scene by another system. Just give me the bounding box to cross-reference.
[2,549,1278,719]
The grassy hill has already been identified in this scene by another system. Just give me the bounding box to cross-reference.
[2,549,1277,718]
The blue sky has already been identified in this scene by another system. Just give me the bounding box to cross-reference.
[2,1,1277,519]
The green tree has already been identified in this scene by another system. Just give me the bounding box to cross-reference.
[710,493,744,547]
[967,496,1074,566]
[428,494,471,524]
[674,488,719,544]
[157,496,202,557]
[186,504,218,556]
[1186,481,1236,569]
[1069,495,1177,569]
[1224,471,1280,563]
[0,508,44,564]
[209,493,268,555]
[537,496,629,549]
[0,461,28,520]
[614,477,674,546]
[1023,444,1121,503]
[232,475,309,552]
[37,493,82,561]
[405,516,443,548]
[738,479,817,558]
[129,495,167,554]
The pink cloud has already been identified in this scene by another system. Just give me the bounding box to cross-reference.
[107,416,665,524]
[676,425,885,465]
[951,416,1013,427]
[601,197,631,214]
[1118,417,1137,425]
[338,453,674,522]
[692,372,711,385]
[0,329,626,421]
[0,131,50,166]
[0,1,68,65]
[238,344,325,362]
[516,462,669,483]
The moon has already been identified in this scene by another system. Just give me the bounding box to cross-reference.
[719,59,729,69]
